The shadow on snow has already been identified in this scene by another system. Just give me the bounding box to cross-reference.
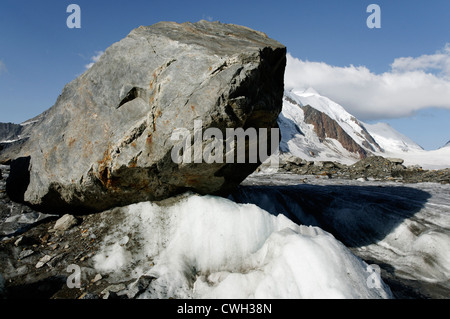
[229,183,431,248]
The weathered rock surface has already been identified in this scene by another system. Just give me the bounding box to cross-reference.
[3,20,286,213]
[53,214,79,232]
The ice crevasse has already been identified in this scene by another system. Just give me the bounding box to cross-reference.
[93,193,393,299]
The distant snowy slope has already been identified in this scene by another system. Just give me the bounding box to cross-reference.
[363,122,450,169]
[363,122,423,153]
[386,147,450,170]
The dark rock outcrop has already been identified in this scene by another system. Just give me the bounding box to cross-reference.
[0,113,46,164]
[301,105,368,159]
[280,155,450,184]
[0,123,22,142]
[2,20,286,213]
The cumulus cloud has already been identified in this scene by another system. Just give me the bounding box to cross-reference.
[85,51,104,69]
[391,44,450,79]
[285,44,450,121]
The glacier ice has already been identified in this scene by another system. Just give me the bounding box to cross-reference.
[93,193,392,299]
[233,172,450,298]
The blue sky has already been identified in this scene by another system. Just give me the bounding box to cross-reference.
[0,0,449,149]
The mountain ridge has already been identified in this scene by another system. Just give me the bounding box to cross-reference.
[279,88,450,169]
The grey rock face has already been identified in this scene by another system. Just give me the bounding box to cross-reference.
[0,123,22,143]
[4,20,286,212]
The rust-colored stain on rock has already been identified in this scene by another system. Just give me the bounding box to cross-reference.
[68,138,76,148]
[97,146,114,189]
[146,134,153,145]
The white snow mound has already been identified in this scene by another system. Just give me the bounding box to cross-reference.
[93,194,392,299]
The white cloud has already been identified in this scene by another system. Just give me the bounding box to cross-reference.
[285,44,450,121]
[85,51,104,70]
[391,44,450,79]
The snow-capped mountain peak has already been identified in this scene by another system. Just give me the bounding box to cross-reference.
[279,88,383,164]
[285,88,352,123]
[279,87,450,169]
[290,87,320,97]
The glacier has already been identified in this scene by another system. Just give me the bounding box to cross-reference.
[92,193,392,299]
[89,169,450,299]
[232,172,450,298]
[3,165,448,299]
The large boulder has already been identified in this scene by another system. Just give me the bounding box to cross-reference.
[5,20,286,213]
